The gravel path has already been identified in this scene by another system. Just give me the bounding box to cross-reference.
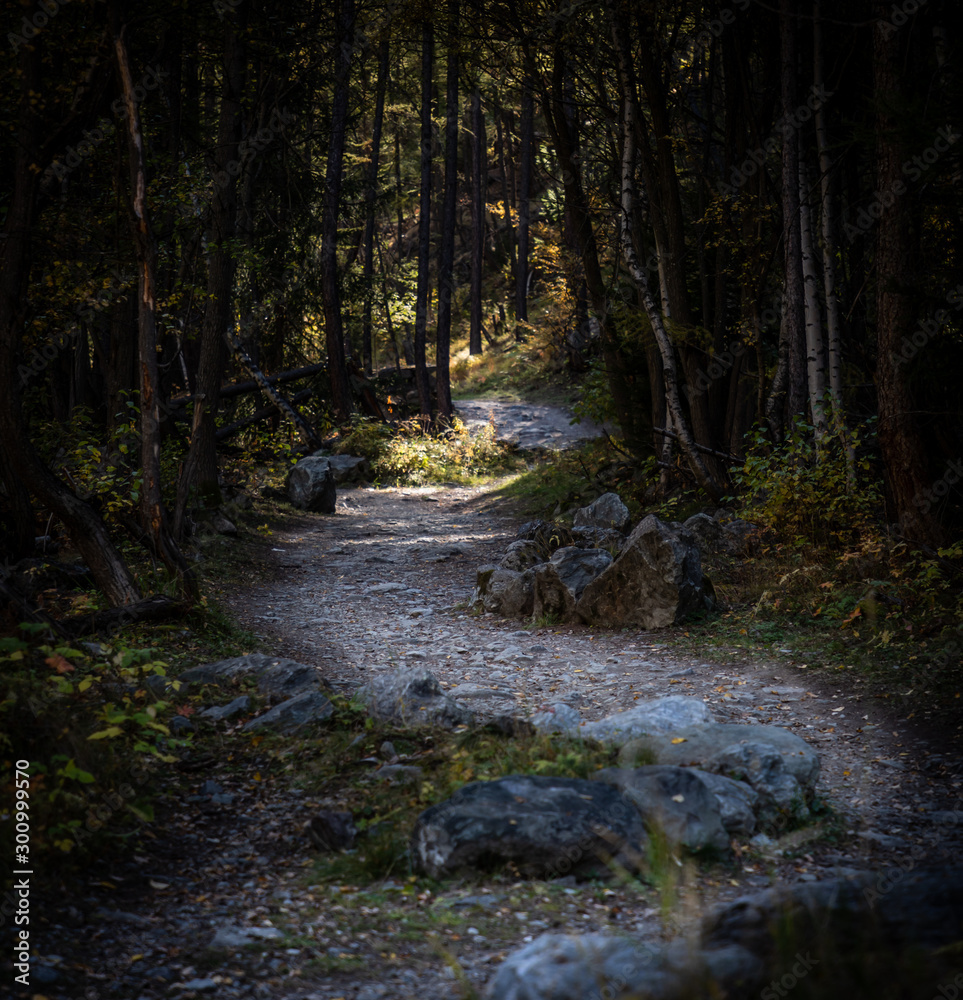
[26,480,963,1000]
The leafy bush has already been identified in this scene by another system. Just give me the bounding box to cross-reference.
[335,417,515,486]
[731,415,882,547]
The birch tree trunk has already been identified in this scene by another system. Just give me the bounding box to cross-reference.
[612,30,723,503]
[799,159,827,436]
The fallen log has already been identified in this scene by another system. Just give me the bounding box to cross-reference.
[216,389,313,441]
[61,594,189,638]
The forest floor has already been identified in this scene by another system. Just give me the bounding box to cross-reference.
[26,407,963,1000]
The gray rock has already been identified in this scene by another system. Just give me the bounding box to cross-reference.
[489,869,963,1000]
[286,456,336,513]
[170,715,194,735]
[593,766,730,852]
[411,774,647,879]
[576,515,716,629]
[179,653,317,688]
[571,525,626,553]
[257,662,322,703]
[533,547,613,620]
[471,565,537,617]
[706,742,810,825]
[210,511,238,536]
[514,520,574,558]
[573,492,632,533]
[176,979,219,992]
[371,764,423,785]
[720,518,760,556]
[312,453,371,484]
[579,695,714,744]
[695,771,758,836]
[209,924,285,950]
[682,512,723,549]
[358,667,473,728]
[485,932,761,1000]
[306,810,357,851]
[620,722,820,795]
[531,702,583,735]
[242,690,333,733]
[200,695,252,721]
[500,540,546,571]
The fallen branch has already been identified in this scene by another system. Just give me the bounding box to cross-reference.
[61,594,188,638]
[216,389,313,441]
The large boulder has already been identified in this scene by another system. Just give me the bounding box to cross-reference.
[573,492,632,533]
[286,456,336,513]
[576,515,716,629]
[514,520,574,558]
[619,723,820,797]
[571,525,626,554]
[593,766,730,852]
[486,868,963,1000]
[499,540,546,572]
[705,742,809,825]
[311,453,370,484]
[695,771,759,837]
[579,695,714,744]
[410,774,647,879]
[533,547,612,620]
[357,667,473,729]
[472,565,536,617]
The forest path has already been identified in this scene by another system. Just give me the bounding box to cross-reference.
[35,464,963,1000]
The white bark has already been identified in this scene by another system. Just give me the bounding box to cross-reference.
[799,159,827,436]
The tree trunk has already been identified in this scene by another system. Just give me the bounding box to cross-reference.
[516,76,534,330]
[0,32,140,606]
[114,22,196,600]
[612,23,723,502]
[413,20,435,423]
[799,158,827,436]
[320,0,356,421]
[469,84,486,356]
[873,16,943,545]
[175,14,246,534]
[362,37,389,375]
[435,0,460,426]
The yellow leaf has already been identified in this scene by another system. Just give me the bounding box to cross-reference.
[671,737,687,744]
[88,726,125,740]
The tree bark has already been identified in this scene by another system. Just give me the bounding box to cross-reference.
[362,37,389,375]
[321,0,356,421]
[175,13,246,533]
[114,20,196,600]
[0,30,139,606]
[516,76,534,330]
[469,84,486,356]
[435,0,460,426]
[873,16,943,545]
[413,20,435,423]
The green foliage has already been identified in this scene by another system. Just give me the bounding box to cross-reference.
[0,628,187,863]
[335,417,516,486]
[730,415,882,547]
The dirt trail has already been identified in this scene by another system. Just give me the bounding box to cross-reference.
[27,479,963,1000]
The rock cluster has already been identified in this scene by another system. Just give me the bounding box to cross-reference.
[486,867,963,1000]
[471,494,722,628]
[285,452,370,512]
